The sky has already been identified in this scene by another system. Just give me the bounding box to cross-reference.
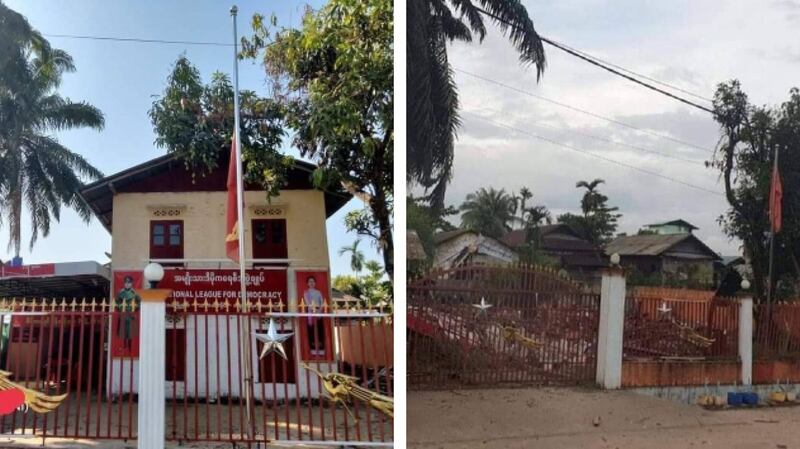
[441,0,800,257]
[3,0,380,277]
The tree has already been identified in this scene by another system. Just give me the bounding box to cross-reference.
[459,187,516,238]
[522,204,552,227]
[338,240,366,279]
[332,274,358,295]
[711,80,800,301]
[517,187,532,227]
[358,260,392,306]
[332,261,391,306]
[243,0,394,279]
[0,4,104,256]
[407,0,546,208]
[149,56,289,198]
[407,196,457,259]
[558,179,620,245]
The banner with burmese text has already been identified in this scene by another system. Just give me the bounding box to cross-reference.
[158,268,288,306]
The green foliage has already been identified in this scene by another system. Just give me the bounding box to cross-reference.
[711,80,800,301]
[459,187,517,238]
[148,56,290,198]
[338,239,366,275]
[334,260,392,306]
[0,3,104,255]
[244,0,394,278]
[557,179,620,245]
[407,0,546,208]
[407,196,457,258]
[332,274,358,294]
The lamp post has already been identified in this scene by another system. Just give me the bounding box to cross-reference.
[144,262,165,289]
[138,262,170,449]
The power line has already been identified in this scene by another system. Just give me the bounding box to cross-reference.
[455,67,715,153]
[44,33,234,47]
[467,107,706,165]
[474,7,714,113]
[547,38,713,103]
[462,111,724,196]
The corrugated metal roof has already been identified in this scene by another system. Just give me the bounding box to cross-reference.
[433,229,472,244]
[605,233,720,259]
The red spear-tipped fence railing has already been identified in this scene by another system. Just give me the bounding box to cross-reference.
[754,302,800,360]
[0,297,394,446]
[623,294,740,360]
[408,264,601,390]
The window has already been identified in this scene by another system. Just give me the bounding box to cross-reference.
[165,328,186,382]
[150,220,183,262]
[252,219,288,264]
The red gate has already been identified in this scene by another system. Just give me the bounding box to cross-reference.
[0,298,394,446]
[407,264,600,389]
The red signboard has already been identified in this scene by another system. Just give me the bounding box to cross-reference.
[112,270,143,358]
[295,270,333,361]
[159,268,288,305]
[0,264,55,278]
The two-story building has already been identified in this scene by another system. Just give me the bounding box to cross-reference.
[79,152,351,399]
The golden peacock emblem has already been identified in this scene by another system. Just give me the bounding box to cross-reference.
[0,370,68,413]
[302,363,393,420]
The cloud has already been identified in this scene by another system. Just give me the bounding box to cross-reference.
[439,0,800,257]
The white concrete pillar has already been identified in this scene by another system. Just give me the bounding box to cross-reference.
[596,268,626,389]
[137,289,170,449]
[739,296,753,386]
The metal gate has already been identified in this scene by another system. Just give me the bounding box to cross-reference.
[407,264,600,390]
[0,298,394,446]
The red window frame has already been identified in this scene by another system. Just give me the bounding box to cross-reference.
[150,220,184,263]
[251,219,288,264]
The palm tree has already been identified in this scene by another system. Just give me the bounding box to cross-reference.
[576,178,605,217]
[459,187,516,238]
[517,187,532,228]
[0,6,104,257]
[573,178,620,244]
[408,0,547,208]
[523,204,551,227]
[339,240,366,279]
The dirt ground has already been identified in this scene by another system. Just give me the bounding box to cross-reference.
[409,387,800,449]
[0,393,391,448]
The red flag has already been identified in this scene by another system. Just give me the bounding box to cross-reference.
[225,137,240,262]
[770,161,782,233]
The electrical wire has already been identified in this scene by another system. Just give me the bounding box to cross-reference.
[455,67,715,154]
[474,7,714,113]
[461,111,724,196]
[43,33,234,47]
[467,107,707,165]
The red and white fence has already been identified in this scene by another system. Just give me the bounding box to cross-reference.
[0,297,393,446]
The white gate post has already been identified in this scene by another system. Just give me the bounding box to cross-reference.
[739,294,753,386]
[596,267,626,389]
[137,288,171,449]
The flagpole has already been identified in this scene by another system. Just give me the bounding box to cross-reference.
[766,146,779,314]
[230,4,255,438]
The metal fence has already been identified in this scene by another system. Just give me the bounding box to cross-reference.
[408,264,600,390]
[163,299,393,445]
[0,297,393,446]
[623,294,739,360]
[754,302,800,360]
[0,299,134,441]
